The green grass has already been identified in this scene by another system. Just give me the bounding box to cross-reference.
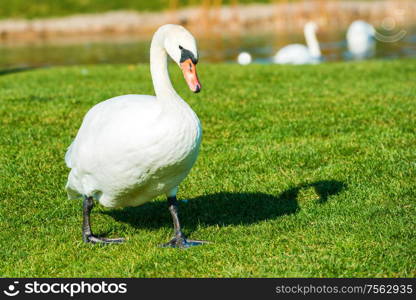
[0,60,415,277]
[0,0,378,19]
[0,0,269,19]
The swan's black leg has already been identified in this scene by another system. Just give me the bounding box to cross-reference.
[82,196,124,244]
[161,196,207,248]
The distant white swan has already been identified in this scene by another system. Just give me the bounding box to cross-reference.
[237,52,252,65]
[65,24,205,248]
[273,22,322,65]
[347,20,376,59]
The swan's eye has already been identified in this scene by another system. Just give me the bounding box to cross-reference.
[179,45,183,50]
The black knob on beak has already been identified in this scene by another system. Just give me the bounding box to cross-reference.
[194,84,201,93]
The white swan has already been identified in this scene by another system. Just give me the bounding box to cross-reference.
[65,24,205,248]
[273,22,322,65]
[347,20,376,59]
[237,51,252,65]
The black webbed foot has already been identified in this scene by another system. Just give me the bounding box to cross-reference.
[83,234,125,244]
[161,234,207,248]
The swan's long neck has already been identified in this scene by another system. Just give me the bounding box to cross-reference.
[150,29,178,100]
[305,27,321,58]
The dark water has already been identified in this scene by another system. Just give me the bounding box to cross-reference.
[0,27,415,69]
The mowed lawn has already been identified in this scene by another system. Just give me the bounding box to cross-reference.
[0,60,415,277]
[0,0,269,19]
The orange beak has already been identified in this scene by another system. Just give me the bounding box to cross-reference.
[180,58,201,93]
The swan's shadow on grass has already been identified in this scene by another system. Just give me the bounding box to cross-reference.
[104,180,347,231]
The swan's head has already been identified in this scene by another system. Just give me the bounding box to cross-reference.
[162,24,201,93]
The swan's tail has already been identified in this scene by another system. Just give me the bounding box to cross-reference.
[65,142,73,168]
[65,165,83,200]
[65,143,81,199]
[65,180,81,200]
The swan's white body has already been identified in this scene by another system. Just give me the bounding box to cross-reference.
[347,20,376,58]
[237,51,252,65]
[274,22,322,65]
[65,25,202,209]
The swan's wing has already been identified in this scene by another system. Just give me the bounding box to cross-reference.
[347,21,376,55]
[274,44,311,64]
[65,94,160,173]
[64,94,160,198]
